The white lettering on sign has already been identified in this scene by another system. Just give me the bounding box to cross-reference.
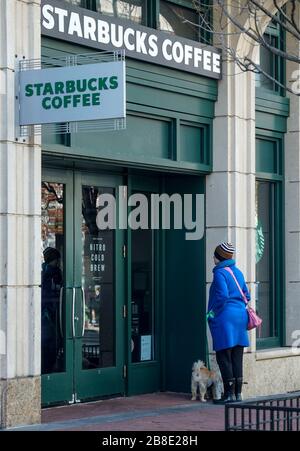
[148,34,158,57]
[41,0,222,79]
[213,52,221,73]
[98,19,110,44]
[124,28,135,52]
[194,48,203,68]
[69,12,83,37]
[42,4,55,30]
[84,16,97,41]
[55,7,68,32]
[162,39,172,61]
[203,50,212,71]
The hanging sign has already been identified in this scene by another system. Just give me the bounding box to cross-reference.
[19,60,125,126]
[41,0,222,79]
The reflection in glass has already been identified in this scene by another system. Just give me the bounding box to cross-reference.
[255,33,279,92]
[81,186,115,369]
[256,181,275,338]
[159,1,199,41]
[41,183,65,374]
[131,193,155,363]
[96,0,145,24]
[64,0,86,7]
[65,0,145,23]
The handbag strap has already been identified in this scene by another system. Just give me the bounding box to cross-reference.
[224,267,248,305]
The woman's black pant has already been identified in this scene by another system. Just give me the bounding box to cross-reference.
[216,345,244,381]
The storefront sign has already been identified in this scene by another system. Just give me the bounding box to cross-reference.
[19,61,125,126]
[41,0,222,79]
[89,234,113,283]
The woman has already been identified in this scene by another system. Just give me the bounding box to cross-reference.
[41,247,63,374]
[207,242,249,403]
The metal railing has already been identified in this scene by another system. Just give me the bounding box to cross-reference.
[225,392,300,431]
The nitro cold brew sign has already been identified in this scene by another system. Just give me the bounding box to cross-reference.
[41,0,222,79]
[19,61,125,125]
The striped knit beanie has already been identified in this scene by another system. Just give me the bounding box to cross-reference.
[214,242,235,261]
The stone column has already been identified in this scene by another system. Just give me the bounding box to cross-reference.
[0,0,41,428]
[204,29,261,404]
[206,12,257,353]
[205,0,290,357]
[285,4,300,347]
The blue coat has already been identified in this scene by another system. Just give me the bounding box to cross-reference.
[207,259,250,352]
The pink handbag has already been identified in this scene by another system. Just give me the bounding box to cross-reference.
[224,267,263,331]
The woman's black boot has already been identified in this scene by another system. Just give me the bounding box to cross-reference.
[235,377,243,402]
[213,379,235,404]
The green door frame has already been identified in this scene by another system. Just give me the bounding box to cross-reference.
[256,131,285,349]
[126,174,162,395]
[41,168,126,405]
[41,168,75,406]
[74,171,126,400]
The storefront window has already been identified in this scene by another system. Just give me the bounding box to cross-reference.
[131,193,155,363]
[65,0,146,25]
[81,186,116,369]
[159,0,200,41]
[256,180,281,343]
[41,182,65,374]
[65,0,95,8]
[256,21,284,94]
[95,0,145,24]
[65,1,210,40]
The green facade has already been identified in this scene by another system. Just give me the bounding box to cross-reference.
[41,35,217,402]
[42,38,217,173]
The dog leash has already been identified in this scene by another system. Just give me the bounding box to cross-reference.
[205,319,211,371]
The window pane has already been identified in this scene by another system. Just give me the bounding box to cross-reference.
[159,1,199,41]
[95,0,145,24]
[64,0,145,24]
[81,186,115,369]
[180,124,204,163]
[256,181,276,338]
[41,182,65,374]
[131,193,155,363]
[64,0,88,6]
[256,33,280,92]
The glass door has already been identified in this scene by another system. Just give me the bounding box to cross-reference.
[41,170,74,405]
[127,179,161,395]
[74,172,125,400]
[41,169,125,405]
[131,198,156,364]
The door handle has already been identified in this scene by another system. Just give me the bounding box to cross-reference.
[81,287,86,338]
[59,286,64,338]
[71,287,86,339]
[72,287,76,338]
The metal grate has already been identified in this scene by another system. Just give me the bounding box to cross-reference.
[225,392,300,431]
[19,50,125,71]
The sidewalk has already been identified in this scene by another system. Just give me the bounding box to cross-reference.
[12,393,225,431]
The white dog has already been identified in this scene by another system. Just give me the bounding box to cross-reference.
[191,360,223,402]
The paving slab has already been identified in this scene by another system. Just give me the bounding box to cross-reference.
[11,392,225,431]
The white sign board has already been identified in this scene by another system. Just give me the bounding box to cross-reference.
[140,335,152,361]
[19,61,126,126]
